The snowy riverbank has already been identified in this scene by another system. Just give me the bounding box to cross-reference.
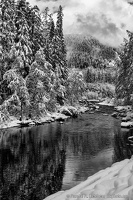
[0,105,89,130]
[44,157,133,200]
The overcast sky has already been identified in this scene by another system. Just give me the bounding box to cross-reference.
[28,0,133,47]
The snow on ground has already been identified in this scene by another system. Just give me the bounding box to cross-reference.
[44,157,133,200]
[0,106,89,130]
[98,98,115,106]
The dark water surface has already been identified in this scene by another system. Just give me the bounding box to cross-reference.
[0,111,133,200]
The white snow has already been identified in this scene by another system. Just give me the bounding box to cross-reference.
[121,122,133,128]
[0,106,89,130]
[115,106,132,112]
[98,98,115,106]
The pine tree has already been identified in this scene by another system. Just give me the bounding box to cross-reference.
[3,56,30,120]
[28,5,44,59]
[55,5,67,79]
[0,0,16,102]
[26,49,56,116]
[56,6,63,39]
[116,31,133,104]
[49,17,55,40]
[41,8,55,62]
[13,0,32,78]
[0,0,69,119]
[0,0,16,53]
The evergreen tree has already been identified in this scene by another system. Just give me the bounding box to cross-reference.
[13,0,32,78]
[28,5,44,59]
[41,8,55,62]
[55,6,67,79]
[0,0,16,53]
[116,31,133,104]
[0,0,69,121]
[3,56,30,120]
[0,0,16,102]
[26,49,56,116]
[49,17,55,40]
[56,6,63,38]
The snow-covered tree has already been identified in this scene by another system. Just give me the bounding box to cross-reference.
[28,5,44,59]
[0,0,16,102]
[3,56,30,120]
[14,0,32,76]
[0,0,16,53]
[27,49,56,116]
[0,0,69,121]
[116,31,133,104]
[55,6,67,79]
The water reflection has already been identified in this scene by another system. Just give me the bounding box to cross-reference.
[61,113,115,190]
[113,122,133,162]
[0,124,67,200]
[0,112,132,199]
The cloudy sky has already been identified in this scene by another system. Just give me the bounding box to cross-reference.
[28,0,133,46]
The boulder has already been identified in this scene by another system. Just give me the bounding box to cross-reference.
[111,112,118,118]
[121,122,133,128]
[60,107,72,116]
[122,116,131,122]
[128,136,133,144]
[67,106,78,118]
[119,112,127,117]
[59,106,78,118]
[115,106,132,113]
[56,117,65,122]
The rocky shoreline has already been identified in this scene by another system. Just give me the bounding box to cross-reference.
[112,106,133,128]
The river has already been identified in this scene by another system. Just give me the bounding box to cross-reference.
[0,110,132,200]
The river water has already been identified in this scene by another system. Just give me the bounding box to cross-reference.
[0,111,132,200]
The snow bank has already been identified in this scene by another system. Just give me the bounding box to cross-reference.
[0,106,89,130]
[44,157,133,200]
[98,98,115,106]
[0,116,21,129]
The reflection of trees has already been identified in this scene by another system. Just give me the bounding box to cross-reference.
[113,124,133,163]
[0,124,67,200]
[66,129,112,157]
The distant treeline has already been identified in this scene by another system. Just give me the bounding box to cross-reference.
[65,34,116,69]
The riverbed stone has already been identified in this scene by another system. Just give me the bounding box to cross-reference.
[122,116,132,122]
[111,112,118,118]
[59,106,78,118]
[121,121,133,128]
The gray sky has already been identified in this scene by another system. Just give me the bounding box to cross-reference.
[28,0,133,47]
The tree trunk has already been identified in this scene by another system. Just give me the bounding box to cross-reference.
[20,102,23,121]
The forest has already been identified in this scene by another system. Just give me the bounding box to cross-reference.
[0,0,133,126]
